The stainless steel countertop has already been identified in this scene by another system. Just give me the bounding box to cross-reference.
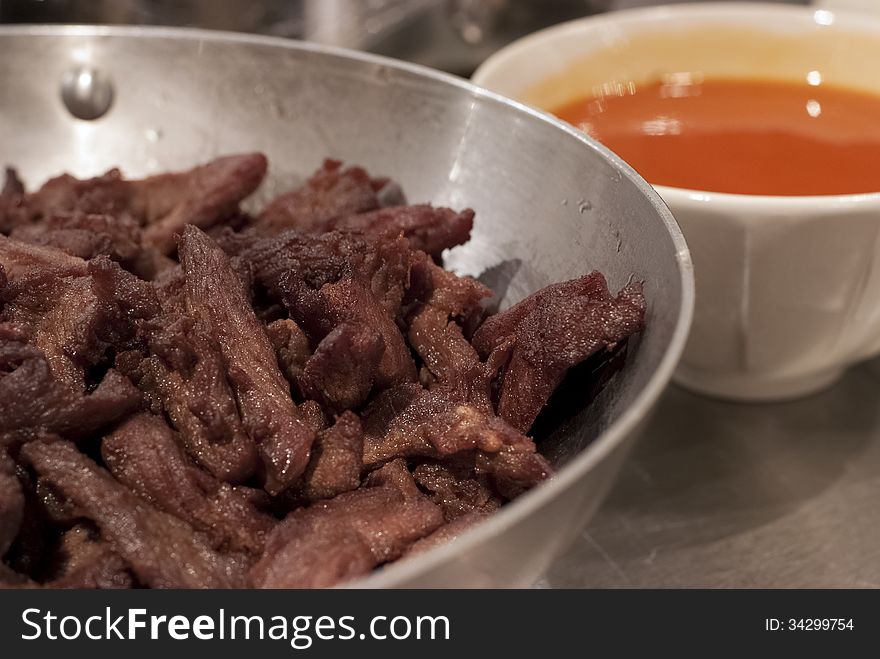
[542,359,880,588]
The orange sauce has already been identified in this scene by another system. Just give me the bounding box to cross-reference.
[553,78,880,196]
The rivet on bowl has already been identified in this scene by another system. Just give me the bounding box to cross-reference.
[60,66,114,121]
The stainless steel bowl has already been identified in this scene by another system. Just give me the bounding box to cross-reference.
[0,25,693,587]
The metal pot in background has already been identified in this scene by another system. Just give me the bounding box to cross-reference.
[0,0,291,31]
[0,0,611,75]
[365,0,612,76]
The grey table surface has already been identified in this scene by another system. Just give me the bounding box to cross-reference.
[541,359,880,588]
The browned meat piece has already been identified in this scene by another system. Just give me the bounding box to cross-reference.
[118,323,259,484]
[56,367,140,438]
[473,273,645,433]
[150,263,187,311]
[361,457,419,494]
[251,459,442,588]
[299,400,328,434]
[359,383,424,465]
[48,524,133,589]
[406,250,488,331]
[361,384,514,463]
[255,162,469,257]
[11,211,141,263]
[367,390,549,498]
[265,318,311,386]
[408,301,482,392]
[412,461,500,521]
[9,211,170,280]
[231,229,412,316]
[0,350,141,444]
[298,322,384,414]
[476,444,555,500]
[7,155,266,255]
[336,204,474,259]
[88,254,161,320]
[30,275,105,388]
[405,511,489,556]
[405,253,491,395]
[16,257,157,391]
[179,225,315,493]
[21,438,249,588]
[126,257,257,485]
[0,450,23,558]
[361,383,552,494]
[140,154,268,253]
[302,411,363,502]
[0,233,87,282]
[1,238,157,383]
[15,168,131,223]
[283,274,416,389]
[35,473,83,526]
[256,159,382,235]
[0,244,155,443]
[102,413,274,554]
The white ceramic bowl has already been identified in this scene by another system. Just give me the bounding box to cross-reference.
[474,2,880,401]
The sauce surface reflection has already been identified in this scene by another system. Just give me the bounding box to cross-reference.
[553,76,880,196]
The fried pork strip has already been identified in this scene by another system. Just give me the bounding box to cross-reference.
[251,460,443,589]
[21,438,250,588]
[179,225,316,493]
[473,272,646,432]
[2,154,266,255]
[102,413,274,554]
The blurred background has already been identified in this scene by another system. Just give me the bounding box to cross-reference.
[0,0,809,77]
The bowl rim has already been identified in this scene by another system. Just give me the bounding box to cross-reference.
[472,1,880,208]
[0,24,695,588]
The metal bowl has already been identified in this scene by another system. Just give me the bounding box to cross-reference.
[0,25,693,587]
